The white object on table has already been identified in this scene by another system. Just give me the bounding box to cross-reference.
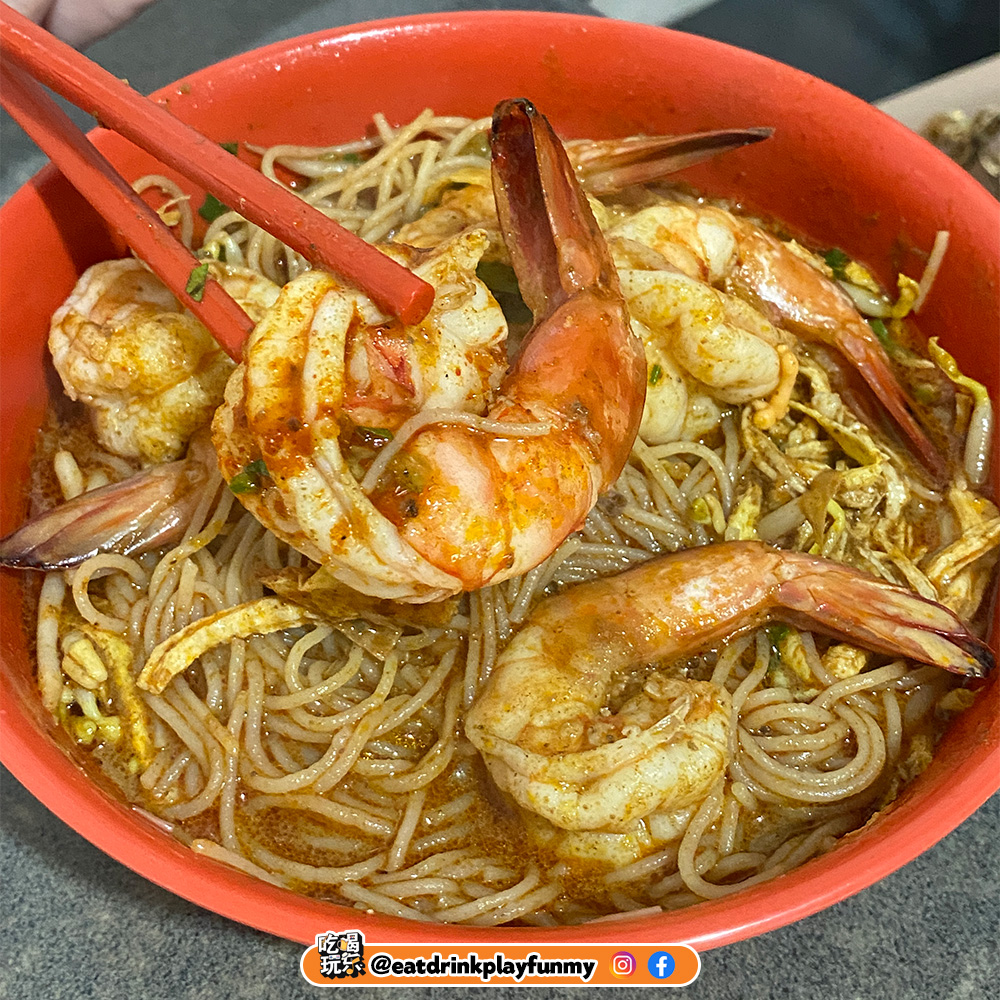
[588,0,720,27]
[876,52,999,128]
[876,52,999,195]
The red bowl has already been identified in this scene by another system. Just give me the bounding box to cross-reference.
[2,12,998,950]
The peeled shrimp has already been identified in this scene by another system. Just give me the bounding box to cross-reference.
[632,338,727,445]
[396,182,501,259]
[49,258,279,464]
[213,99,646,601]
[465,540,993,834]
[621,269,800,443]
[339,228,508,430]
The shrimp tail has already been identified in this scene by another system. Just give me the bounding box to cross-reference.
[726,226,947,477]
[773,553,994,678]
[491,98,617,320]
[572,127,773,196]
[491,98,646,487]
[0,440,217,571]
[824,325,947,477]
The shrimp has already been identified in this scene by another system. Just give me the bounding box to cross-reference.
[464,540,993,834]
[4,229,508,575]
[49,258,280,465]
[633,336,728,445]
[608,202,943,471]
[396,181,501,258]
[213,98,646,601]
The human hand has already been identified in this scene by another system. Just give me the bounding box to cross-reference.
[7,0,159,47]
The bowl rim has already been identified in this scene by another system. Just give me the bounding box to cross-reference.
[1,8,998,952]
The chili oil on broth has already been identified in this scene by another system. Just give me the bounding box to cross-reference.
[15,111,999,926]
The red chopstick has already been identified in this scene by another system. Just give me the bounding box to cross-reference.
[0,4,435,328]
[0,60,255,359]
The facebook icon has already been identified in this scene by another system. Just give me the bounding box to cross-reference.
[648,951,676,979]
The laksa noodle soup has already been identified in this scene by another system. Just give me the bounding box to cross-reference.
[2,100,997,928]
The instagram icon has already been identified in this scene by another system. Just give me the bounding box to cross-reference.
[610,951,636,977]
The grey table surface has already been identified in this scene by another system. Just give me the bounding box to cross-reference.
[1,3,998,998]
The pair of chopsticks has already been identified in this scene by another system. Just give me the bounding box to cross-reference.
[0,4,435,359]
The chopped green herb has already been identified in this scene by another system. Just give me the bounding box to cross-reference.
[341,152,362,164]
[229,458,270,494]
[359,427,393,440]
[648,363,663,386]
[220,141,239,155]
[869,318,895,354]
[185,262,210,301]
[824,247,850,280]
[198,192,230,222]
[766,623,790,672]
[228,472,254,494]
[767,623,791,646]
